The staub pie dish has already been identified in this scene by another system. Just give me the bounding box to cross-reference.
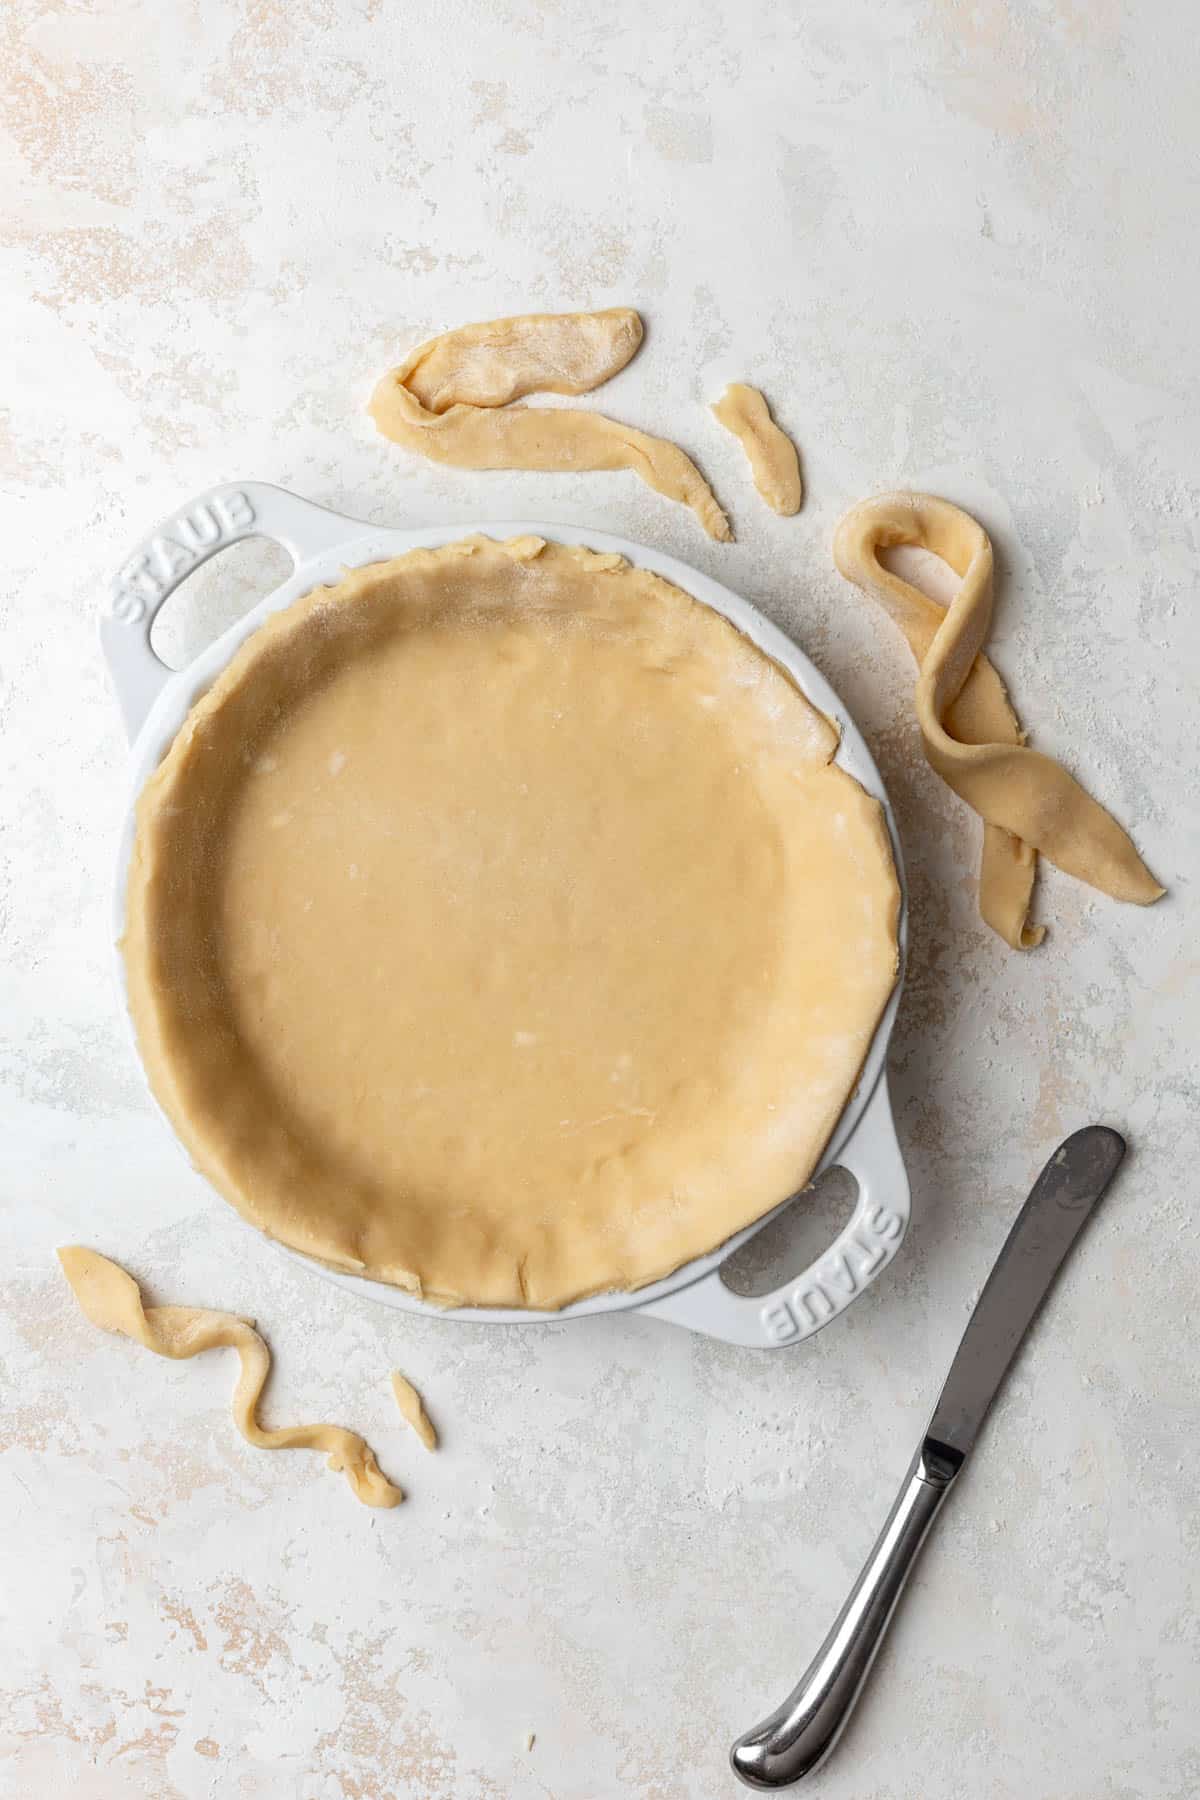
[103,483,910,1348]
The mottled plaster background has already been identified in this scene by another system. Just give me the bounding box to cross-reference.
[2,1,1198,1796]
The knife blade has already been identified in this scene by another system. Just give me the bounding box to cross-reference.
[926,1124,1126,1463]
[730,1124,1127,1790]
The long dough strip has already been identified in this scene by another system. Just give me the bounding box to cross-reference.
[58,1247,403,1509]
[369,308,732,543]
[833,492,1164,948]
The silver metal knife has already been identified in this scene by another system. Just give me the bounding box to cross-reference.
[730,1124,1127,1790]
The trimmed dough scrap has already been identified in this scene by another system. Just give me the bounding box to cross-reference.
[122,536,900,1309]
[712,383,802,515]
[391,1372,438,1451]
[833,491,1164,948]
[58,1247,403,1508]
[369,308,732,542]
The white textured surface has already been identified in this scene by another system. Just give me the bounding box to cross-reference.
[2,3,1198,1796]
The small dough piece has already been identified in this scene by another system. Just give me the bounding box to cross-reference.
[369,308,732,542]
[712,384,802,515]
[501,534,547,562]
[58,1247,402,1509]
[390,1372,437,1451]
[123,538,900,1309]
[833,491,1164,948]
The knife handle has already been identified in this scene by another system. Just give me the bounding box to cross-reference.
[730,1440,962,1789]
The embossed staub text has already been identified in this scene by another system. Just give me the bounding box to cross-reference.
[108,490,257,624]
[759,1204,905,1344]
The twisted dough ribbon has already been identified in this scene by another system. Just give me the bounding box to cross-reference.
[369,307,731,541]
[833,492,1164,948]
[58,1247,402,1508]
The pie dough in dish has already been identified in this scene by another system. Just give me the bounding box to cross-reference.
[123,537,900,1309]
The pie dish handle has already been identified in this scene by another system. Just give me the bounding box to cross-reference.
[99,481,359,741]
[641,1074,909,1348]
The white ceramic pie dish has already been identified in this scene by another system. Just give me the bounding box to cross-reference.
[101,481,909,1348]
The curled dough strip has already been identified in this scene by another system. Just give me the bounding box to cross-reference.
[58,1247,403,1509]
[832,492,1164,949]
[369,308,732,542]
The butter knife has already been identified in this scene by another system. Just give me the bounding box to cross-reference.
[730,1124,1127,1789]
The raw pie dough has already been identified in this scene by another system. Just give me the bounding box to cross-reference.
[123,536,899,1309]
[833,492,1164,947]
[58,1247,403,1508]
[369,308,732,542]
[391,1372,437,1451]
[712,384,802,515]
